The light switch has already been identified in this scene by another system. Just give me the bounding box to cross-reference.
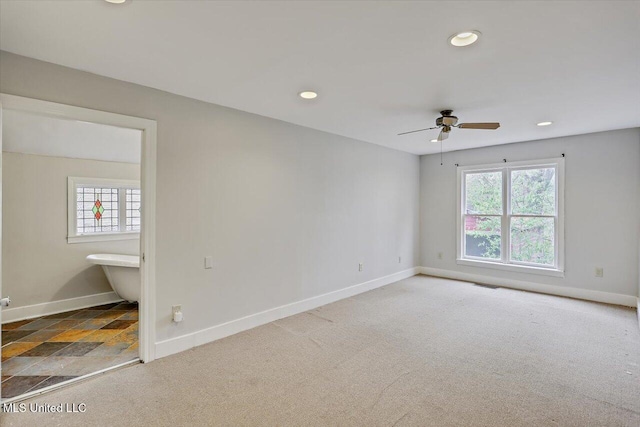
[204,256,213,269]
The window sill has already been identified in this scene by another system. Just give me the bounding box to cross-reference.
[456,259,564,278]
[68,232,140,244]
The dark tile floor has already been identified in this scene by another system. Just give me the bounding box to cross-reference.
[1,302,138,399]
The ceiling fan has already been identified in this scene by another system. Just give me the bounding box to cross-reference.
[398,110,500,142]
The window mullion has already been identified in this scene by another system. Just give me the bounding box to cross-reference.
[554,165,559,269]
[119,188,126,232]
[461,172,469,260]
[502,168,509,264]
[75,183,81,237]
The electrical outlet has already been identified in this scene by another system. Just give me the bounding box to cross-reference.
[204,256,213,269]
[172,304,183,323]
[595,267,603,278]
[359,263,363,272]
[438,252,443,260]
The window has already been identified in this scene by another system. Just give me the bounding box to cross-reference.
[457,158,564,276]
[125,188,141,232]
[68,177,141,243]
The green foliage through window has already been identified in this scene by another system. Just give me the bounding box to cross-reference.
[511,168,555,215]
[462,165,557,266]
[465,172,502,215]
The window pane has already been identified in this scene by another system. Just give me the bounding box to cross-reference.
[510,217,555,265]
[126,188,142,232]
[511,168,555,215]
[76,187,119,234]
[465,171,502,215]
[464,215,501,259]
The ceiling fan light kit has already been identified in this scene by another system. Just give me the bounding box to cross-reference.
[398,110,500,143]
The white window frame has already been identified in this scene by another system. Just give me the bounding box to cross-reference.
[67,176,141,244]
[456,158,565,277]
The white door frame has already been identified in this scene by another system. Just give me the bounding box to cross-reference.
[0,93,157,363]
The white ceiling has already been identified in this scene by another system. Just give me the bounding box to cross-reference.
[3,109,141,164]
[1,1,638,155]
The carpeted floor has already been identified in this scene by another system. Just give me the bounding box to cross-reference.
[1,275,639,426]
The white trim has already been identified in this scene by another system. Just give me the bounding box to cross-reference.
[1,291,123,324]
[69,176,140,189]
[67,176,141,243]
[457,157,565,274]
[155,267,420,359]
[456,259,565,277]
[67,232,140,244]
[419,267,637,307]
[139,115,157,363]
[457,157,564,171]
[0,101,4,336]
[0,93,157,364]
[456,166,462,265]
[556,158,566,272]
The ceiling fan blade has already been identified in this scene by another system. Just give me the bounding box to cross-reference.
[437,129,449,142]
[397,126,439,136]
[457,122,500,130]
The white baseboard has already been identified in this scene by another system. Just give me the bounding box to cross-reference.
[155,267,420,359]
[1,291,123,324]
[419,267,638,308]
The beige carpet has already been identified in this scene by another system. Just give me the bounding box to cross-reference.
[2,275,639,426]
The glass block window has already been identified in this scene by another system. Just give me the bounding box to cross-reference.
[68,177,141,243]
[126,188,141,232]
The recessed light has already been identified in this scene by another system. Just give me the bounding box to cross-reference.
[105,0,127,3]
[299,91,318,99]
[449,30,481,47]
[537,121,553,127]
[430,139,438,143]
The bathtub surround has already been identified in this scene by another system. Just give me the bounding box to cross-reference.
[0,51,421,358]
[1,152,140,322]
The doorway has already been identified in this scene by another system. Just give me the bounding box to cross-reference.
[0,94,156,401]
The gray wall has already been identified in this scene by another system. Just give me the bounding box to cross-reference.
[2,152,140,308]
[420,128,640,297]
[0,51,421,343]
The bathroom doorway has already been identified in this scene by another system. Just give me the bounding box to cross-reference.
[0,94,157,402]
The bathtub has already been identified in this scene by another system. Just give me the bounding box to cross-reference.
[87,254,140,302]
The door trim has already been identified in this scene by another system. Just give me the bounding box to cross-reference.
[0,93,157,363]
